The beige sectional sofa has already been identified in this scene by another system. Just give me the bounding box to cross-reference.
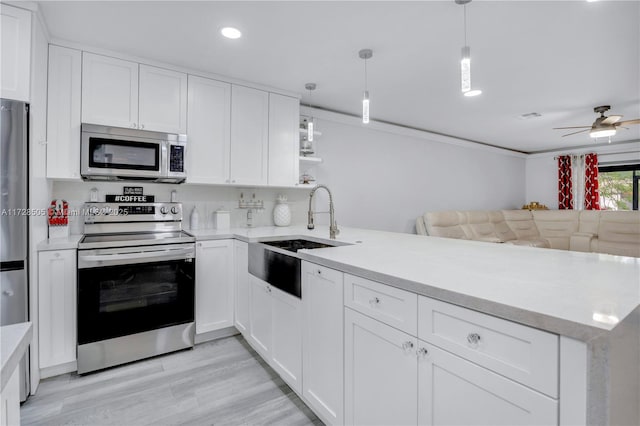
[416,210,640,257]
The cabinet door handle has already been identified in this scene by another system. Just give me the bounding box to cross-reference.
[197,243,202,247]
[54,252,60,258]
[401,341,414,352]
[132,123,137,128]
[2,290,14,297]
[369,296,380,306]
[140,124,145,129]
[417,347,428,358]
[467,333,481,348]
[266,286,272,293]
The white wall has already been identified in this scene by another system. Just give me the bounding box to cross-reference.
[526,142,640,209]
[50,181,310,234]
[306,108,527,234]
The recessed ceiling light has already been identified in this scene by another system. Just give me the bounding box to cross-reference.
[221,27,242,39]
[463,89,482,97]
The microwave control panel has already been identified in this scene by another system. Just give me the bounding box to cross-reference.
[170,145,185,173]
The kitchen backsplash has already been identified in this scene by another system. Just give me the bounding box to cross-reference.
[51,181,311,235]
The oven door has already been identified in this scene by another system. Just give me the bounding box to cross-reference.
[77,244,195,345]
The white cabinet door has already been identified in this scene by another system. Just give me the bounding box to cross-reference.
[0,368,20,426]
[46,45,82,180]
[417,341,558,426]
[0,4,31,101]
[344,308,418,426]
[82,52,138,128]
[249,275,272,359]
[271,286,302,394]
[233,240,249,335]
[230,85,269,185]
[302,262,344,425]
[268,93,299,186]
[186,75,231,184]
[139,64,187,133]
[38,250,76,369]
[195,240,234,334]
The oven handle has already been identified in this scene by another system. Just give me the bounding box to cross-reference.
[78,247,194,267]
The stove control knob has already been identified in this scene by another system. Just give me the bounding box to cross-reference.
[171,206,180,215]
[160,206,169,215]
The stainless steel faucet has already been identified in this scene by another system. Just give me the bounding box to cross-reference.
[307,184,339,239]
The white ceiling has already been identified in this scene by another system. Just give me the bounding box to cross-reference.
[39,1,640,153]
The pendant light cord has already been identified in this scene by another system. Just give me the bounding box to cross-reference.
[463,4,468,46]
[364,58,368,92]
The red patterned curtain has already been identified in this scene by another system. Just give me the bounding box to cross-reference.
[558,155,573,209]
[584,153,600,210]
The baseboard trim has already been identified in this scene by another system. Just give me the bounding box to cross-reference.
[195,326,239,344]
[40,361,76,379]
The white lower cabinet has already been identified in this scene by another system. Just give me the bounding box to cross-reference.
[38,249,76,371]
[418,341,558,425]
[0,368,20,426]
[344,308,418,426]
[233,241,249,336]
[301,262,344,425]
[195,240,234,334]
[247,274,302,393]
[248,275,272,358]
[270,286,302,393]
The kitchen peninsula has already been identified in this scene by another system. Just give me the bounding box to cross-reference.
[188,225,639,426]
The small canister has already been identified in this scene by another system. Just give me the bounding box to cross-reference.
[213,210,230,230]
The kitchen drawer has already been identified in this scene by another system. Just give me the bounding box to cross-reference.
[344,274,417,335]
[418,296,558,398]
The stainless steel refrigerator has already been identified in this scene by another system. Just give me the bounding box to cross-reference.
[1,98,30,401]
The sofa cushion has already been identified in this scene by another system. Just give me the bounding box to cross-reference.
[489,211,517,242]
[597,211,640,257]
[502,210,540,240]
[423,211,470,240]
[465,211,501,241]
[578,210,600,234]
[532,210,580,250]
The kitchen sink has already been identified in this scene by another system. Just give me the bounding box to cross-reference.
[248,238,343,298]
[261,238,337,253]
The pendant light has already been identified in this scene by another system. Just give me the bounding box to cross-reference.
[304,83,316,142]
[359,49,373,123]
[456,0,482,97]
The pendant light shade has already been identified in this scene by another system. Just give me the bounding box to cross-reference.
[304,83,316,141]
[456,0,482,96]
[359,49,373,124]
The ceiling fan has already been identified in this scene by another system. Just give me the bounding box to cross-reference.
[553,105,640,139]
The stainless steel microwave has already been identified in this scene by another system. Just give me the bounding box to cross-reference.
[81,123,187,183]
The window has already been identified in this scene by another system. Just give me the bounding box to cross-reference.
[598,164,640,210]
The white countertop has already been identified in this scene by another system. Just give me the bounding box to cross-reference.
[1,322,32,391]
[38,225,640,341]
[37,234,83,251]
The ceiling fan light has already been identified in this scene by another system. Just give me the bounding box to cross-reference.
[589,128,616,138]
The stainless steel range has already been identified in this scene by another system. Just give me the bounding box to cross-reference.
[77,202,195,374]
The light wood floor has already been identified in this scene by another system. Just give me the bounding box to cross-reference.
[21,335,322,425]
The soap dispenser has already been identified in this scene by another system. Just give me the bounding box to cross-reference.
[190,206,200,230]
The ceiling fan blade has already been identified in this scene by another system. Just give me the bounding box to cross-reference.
[615,118,640,126]
[562,129,590,137]
[602,115,623,124]
[553,126,591,130]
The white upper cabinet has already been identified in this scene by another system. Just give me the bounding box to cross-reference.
[0,4,31,101]
[139,64,187,133]
[268,93,300,186]
[82,53,187,133]
[230,85,269,185]
[82,52,139,129]
[46,45,82,180]
[186,75,231,184]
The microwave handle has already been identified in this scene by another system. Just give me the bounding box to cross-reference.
[161,141,169,177]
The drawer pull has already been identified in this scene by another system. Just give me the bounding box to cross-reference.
[417,347,428,358]
[467,332,481,348]
[369,296,380,306]
[266,286,272,293]
[401,341,414,352]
